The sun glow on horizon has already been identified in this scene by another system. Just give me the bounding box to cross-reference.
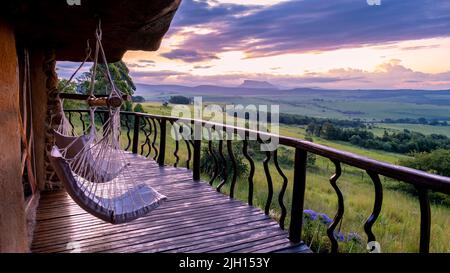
[122,36,450,89]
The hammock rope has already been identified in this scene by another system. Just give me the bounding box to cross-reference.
[50,20,166,224]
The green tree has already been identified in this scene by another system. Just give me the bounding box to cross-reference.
[132,96,146,103]
[200,142,248,181]
[304,135,316,166]
[133,103,146,113]
[57,79,85,110]
[400,149,450,177]
[77,61,136,111]
[169,96,191,105]
[399,149,450,206]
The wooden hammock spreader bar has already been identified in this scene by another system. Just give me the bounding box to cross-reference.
[87,96,123,108]
[59,93,131,101]
[58,93,131,108]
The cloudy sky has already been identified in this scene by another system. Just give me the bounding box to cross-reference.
[59,0,450,89]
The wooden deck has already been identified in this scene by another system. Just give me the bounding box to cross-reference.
[31,154,309,253]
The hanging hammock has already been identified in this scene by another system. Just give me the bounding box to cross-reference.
[50,21,166,224]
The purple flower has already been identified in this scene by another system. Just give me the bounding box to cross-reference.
[303,209,318,220]
[334,232,346,242]
[318,213,333,225]
[347,232,362,243]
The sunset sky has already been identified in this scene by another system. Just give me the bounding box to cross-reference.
[59,0,450,89]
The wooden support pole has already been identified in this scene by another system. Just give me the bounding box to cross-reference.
[193,122,202,181]
[289,148,307,244]
[158,119,166,166]
[132,115,141,154]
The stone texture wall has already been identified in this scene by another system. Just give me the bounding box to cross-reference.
[43,51,63,190]
[0,20,29,253]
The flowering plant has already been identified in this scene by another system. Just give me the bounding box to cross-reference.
[302,209,364,253]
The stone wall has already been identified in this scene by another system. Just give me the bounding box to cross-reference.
[43,51,63,190]
[0,20,29,253]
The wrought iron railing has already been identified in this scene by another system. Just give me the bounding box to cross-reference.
[64,109,450,253]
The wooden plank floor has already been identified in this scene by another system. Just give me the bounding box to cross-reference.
[32,153,309,253]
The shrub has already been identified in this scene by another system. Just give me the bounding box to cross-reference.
[169,96,191,105]
[200,142,248,181]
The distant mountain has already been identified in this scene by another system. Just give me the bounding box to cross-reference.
[239,80,278,89]
[134,82,450,106]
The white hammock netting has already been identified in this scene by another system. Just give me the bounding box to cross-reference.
[49,22,166,224]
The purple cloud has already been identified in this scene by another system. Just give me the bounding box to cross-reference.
[129,60,450,90]
[170,0,450,57]
[161,49,219,62]
[56,61,91,79]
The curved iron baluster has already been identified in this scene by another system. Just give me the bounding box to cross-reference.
[207,127,219,185]
[181,122,192,169]
[150,118,159,161]
[242,139,255,206]
[364,170,383,249]
[139,117,149,155]
[78,112,86,133]
[144,117,153,157]
[123,114,132,151]
[416,186,431,253]
[140,117,152,156]
[67,111,75,136]
[216,139,228,192]
[273,150,288,229]
[263,150,273,215]
[326,160,344,253]
[188,124,196,166]
[227,139,238,198]
[170,121,180,168]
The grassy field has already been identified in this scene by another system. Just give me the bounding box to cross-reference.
[134,102,450,253]
[136,84,450,122]
[170,96,450,121]
[373,123,450,137]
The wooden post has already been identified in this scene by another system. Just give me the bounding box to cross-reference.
[289,148,307,244]
[416,186,431,253]
[132,115,140,154]
[193,139,201,181]
[158,119,166,166]
[0,20,29,252]
[29,50,49,191]
[193,123,202,181]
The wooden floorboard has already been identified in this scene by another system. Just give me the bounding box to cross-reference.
[32,153,309,253]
